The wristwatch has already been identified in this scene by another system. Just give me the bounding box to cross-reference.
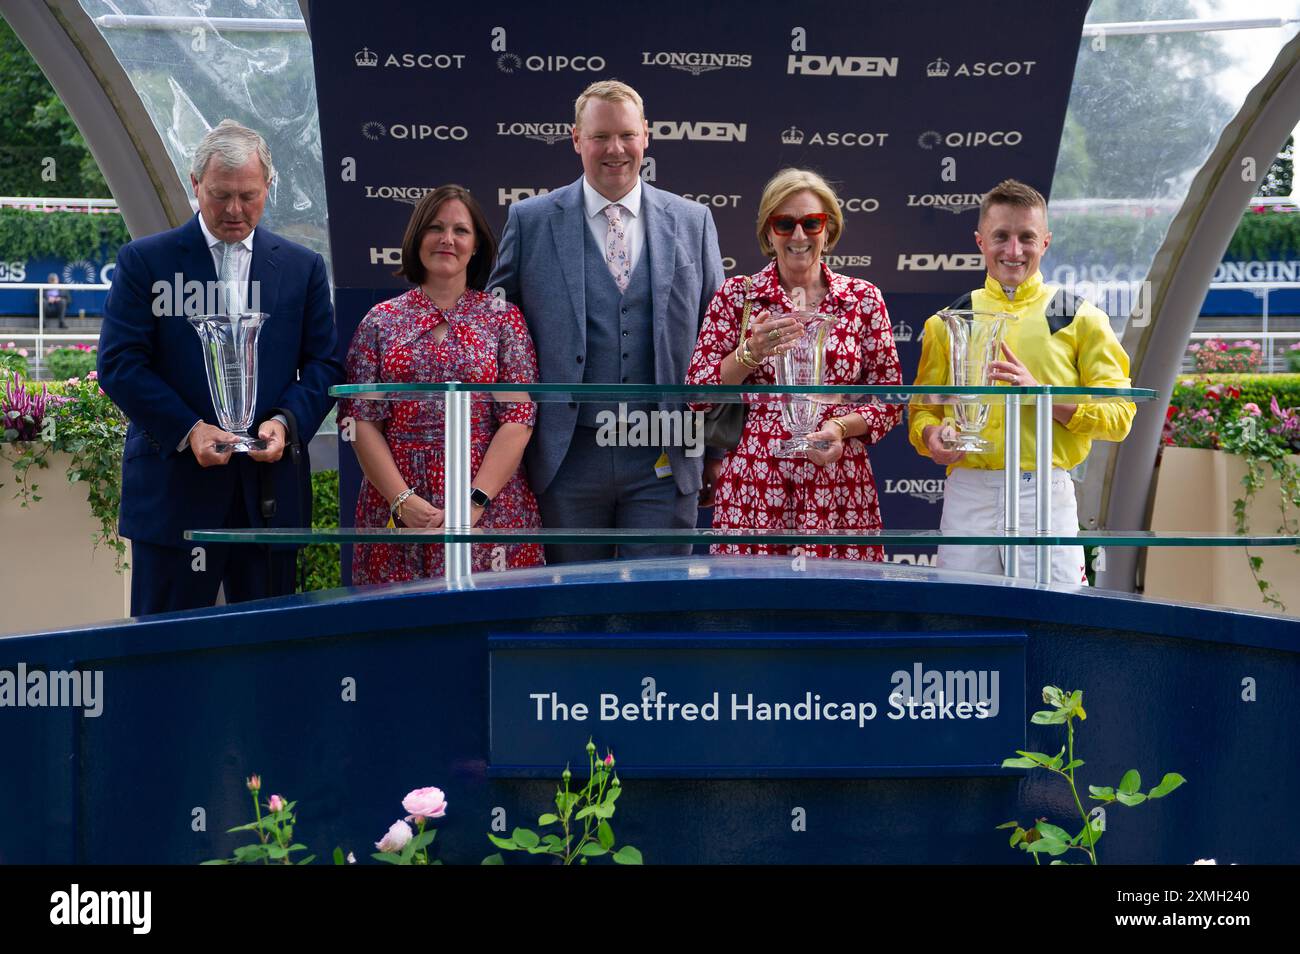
[470,487,491,509]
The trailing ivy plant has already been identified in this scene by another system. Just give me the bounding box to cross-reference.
[998,686,1185,865]
[0,207,128,263]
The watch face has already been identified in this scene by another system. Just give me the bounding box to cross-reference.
[471,488,490,508]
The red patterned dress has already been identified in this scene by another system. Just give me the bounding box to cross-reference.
[685,261,903,560]
[340,287,544,582]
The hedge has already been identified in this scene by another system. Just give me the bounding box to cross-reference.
[302,468,340,592]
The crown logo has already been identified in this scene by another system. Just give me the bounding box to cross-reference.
[891,320,914,342]
[355,47,379,68]
[781,125,804,145]
[926,57,949,78]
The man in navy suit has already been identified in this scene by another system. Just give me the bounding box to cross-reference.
[99,120,342,615]
[489,80,725,564]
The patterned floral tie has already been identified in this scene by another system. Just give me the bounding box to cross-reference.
[219,241,243,315]
[602,203,631,293]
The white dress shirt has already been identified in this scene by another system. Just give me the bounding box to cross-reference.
[582,176,644,275]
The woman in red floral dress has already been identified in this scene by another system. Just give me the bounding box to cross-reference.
[340,185,543,582]
[686,168,902,560]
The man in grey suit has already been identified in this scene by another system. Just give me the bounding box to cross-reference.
[489,79,725,564]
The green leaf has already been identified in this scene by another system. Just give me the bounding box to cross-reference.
[605,786,622,804]
[611,845,643,865]
[1116,791,1148,807]
[1063,760,1084,771]
[537,813,559,826]
[332,847,345,866]
[995,821,1021,830]
[267,844,288,859]
[1025,838,1069,857]
[1119,770,1142,795]
[1148,773,1186,799]
[486,833,518,851]
[371,852,404,864]
[481,853,505,865]
[1042,686,1064,706]
[400,837,418,863]
[233,844,267,863]
[575,804,598,820]
[1009,828,1026,848]
[542,834,563,848]
[1030,710,1057,724]
[1036,822,1071,843]
[1002,756,1038,769]
[199,859,230,865]
[411,829,437,851]
[597,820,616,850]
[512,827,540,849]
[579,843,608,857]
[297,855,316,865]
[1088,785,1115,800]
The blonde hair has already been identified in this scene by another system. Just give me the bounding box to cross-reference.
[573,80,646,128]
[979,178,1048,228]
[755,168,843,257]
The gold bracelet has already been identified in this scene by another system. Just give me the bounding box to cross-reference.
[826,416,850,440]
[735,341,760,370]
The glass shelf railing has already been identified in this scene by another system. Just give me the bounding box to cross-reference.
[186,528,1300,548]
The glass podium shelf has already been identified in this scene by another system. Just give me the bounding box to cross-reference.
[330,382,1156,405]
[186,528,1300,548]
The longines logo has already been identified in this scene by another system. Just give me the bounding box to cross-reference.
[897,253,984,271]
[883,478,945,504]
[649,120,747,143]
[824,255,872,269]
[364,185,436,206]
[499,186,553,206]
[682,193,743,208]
[640,51,753,75]
[787,53,898,77]
[361,121,468,141]
[497,52,606,74]
[926,57,1036,77]
[781,126,888,147]
[354,47,466,69]
[891,320,914,342]
[907,193,984,213]
[918,130,1023,149]
[836,197,879,213]
[496,121,574,145]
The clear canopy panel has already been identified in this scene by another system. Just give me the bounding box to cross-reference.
[78,0,326,261]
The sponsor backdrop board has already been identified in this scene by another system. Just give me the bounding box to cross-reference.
[308,2,1090,577]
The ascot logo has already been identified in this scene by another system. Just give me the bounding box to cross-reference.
[891,320,915,342]
[640,51,753,75]
[926,57,1037,78]
[682,193,743,208]
[354,47,467,69]
[787,53,898,77]
[497,52,606,74]
[918,130,1023,149]
[897,253,984,271]
[362,121,469,141]
[907,193,984,213]
[649,120,747,143]
[496,121,574,145]
[883,477,945,504]
[824,255,872,269]
[499,186,553,205]
[363,185,436,206]
[781,126,888,147]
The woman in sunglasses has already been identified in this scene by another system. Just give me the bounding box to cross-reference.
[685,168,903,559]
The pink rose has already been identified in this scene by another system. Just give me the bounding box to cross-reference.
[401,786,448,821]
[1243,402,1261,416]
[87,370,98,380]
[375,820,412,853]
[245,774,261,793]
[267,794,285,812]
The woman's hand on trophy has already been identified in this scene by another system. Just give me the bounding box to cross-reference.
[399,494,443,529]
[803,424,845,467]
[988,342,1039,388]
[747,311,804,361]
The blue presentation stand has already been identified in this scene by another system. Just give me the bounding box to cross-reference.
[2,558,1297,865]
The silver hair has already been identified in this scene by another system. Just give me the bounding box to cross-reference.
[190,119,275,183]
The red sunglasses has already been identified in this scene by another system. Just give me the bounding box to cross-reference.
[766,212,828,236]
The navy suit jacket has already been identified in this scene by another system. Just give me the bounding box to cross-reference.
[488,177,725,495]
[98,215,343,548]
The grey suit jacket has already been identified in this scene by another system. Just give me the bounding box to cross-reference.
[489,177,725,495]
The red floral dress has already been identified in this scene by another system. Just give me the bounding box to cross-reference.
[340,287,544,582]
[685,261,903,560]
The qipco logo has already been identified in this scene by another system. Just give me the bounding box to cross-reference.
[361,121,468,142]
[837,197,880,213]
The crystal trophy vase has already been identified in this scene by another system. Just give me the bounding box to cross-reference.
[187,312,268,453]
[774,310,839,458]
[939,309,1013,454]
